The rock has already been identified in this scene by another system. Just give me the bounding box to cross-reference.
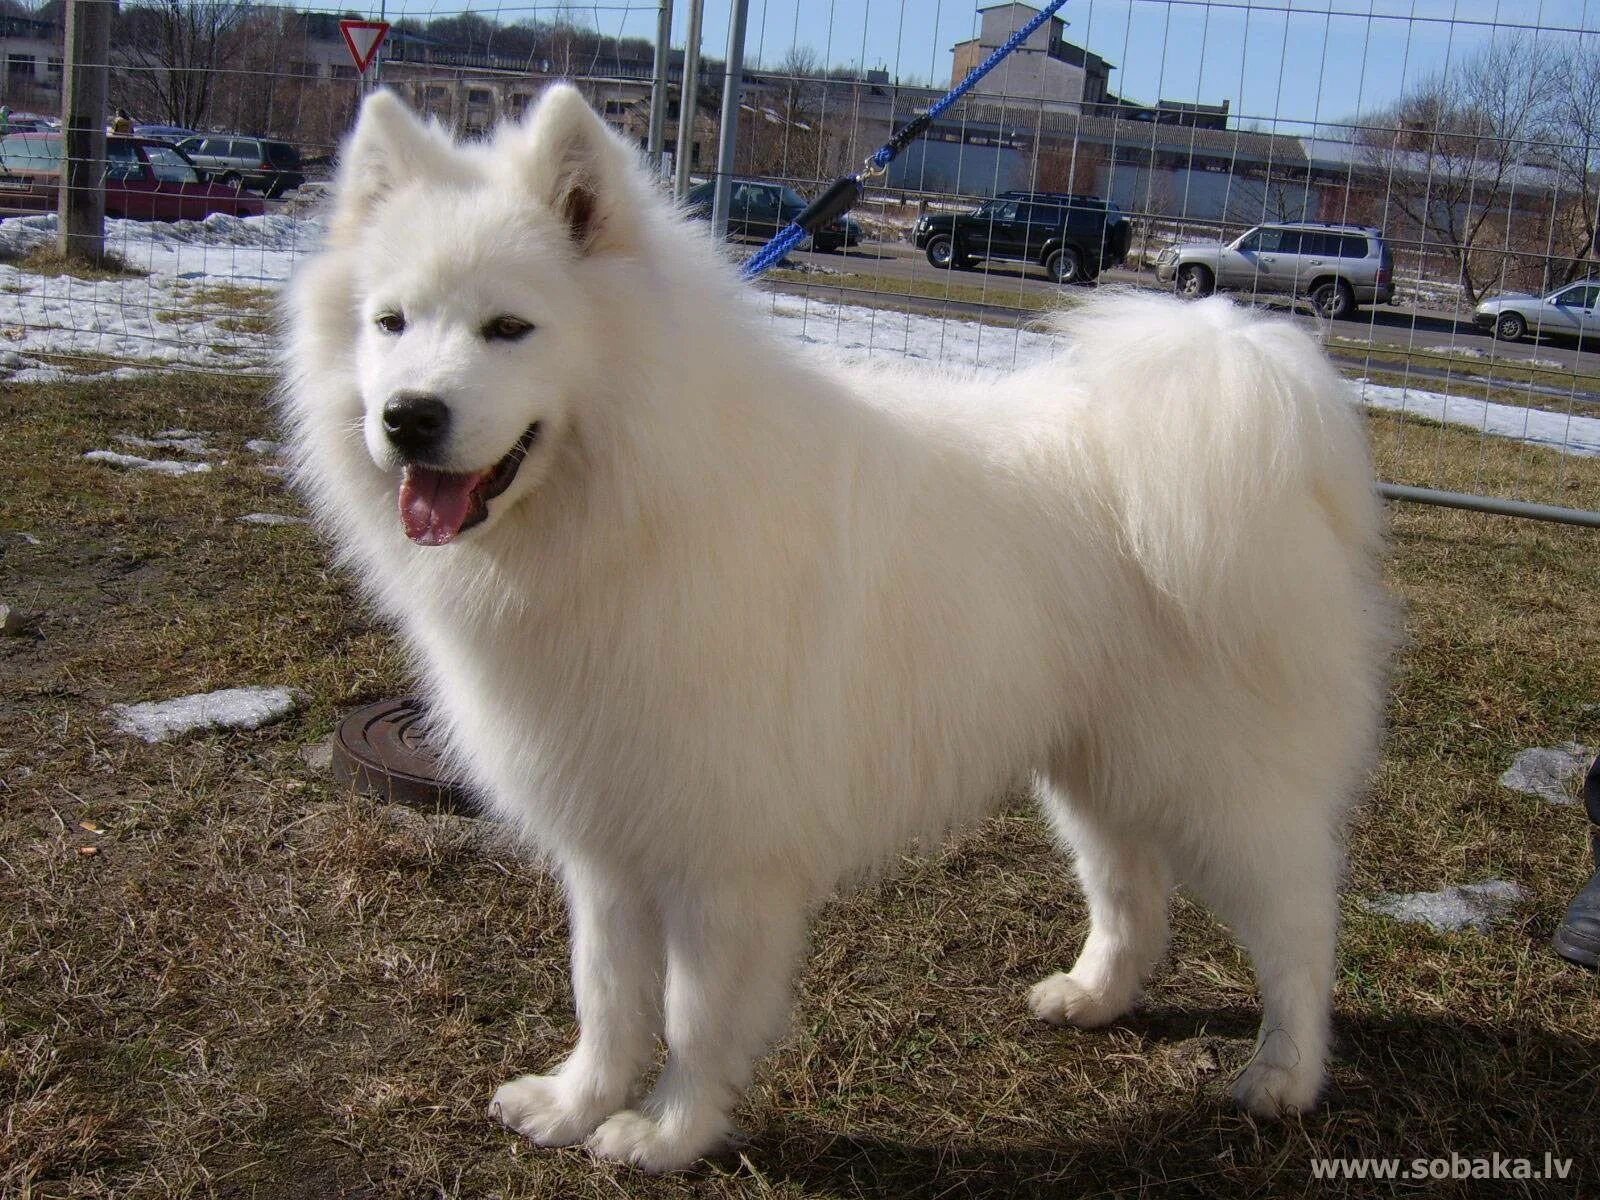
[237,512,309,526]
[110,686,305,743]
[1499,744,1593,805]
[300,740,334,772]
[84,450,211,477]
[0,603,29,635]
[1361,880,1530,933]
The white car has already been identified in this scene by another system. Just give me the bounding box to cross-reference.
[1474,280,1600,342]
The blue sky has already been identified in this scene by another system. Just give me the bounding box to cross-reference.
[364,0,1600,134]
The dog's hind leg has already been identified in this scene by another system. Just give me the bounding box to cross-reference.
[491,857,663,1146]
[1030,789,1173,1029]
[1179,795,1340,1118]
[587,873,809,1172]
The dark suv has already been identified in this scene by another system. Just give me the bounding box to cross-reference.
[913,191,1131,283]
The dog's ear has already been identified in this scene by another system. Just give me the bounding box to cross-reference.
[518,84,640,255]
[328,90,458,248]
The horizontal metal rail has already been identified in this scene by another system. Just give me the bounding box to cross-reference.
[1379,483,1600,528]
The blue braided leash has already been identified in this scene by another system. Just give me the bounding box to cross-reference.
[741,0,1071,279]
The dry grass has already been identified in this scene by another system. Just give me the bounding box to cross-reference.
[2,372,1598,1199]
[8,246,148,282]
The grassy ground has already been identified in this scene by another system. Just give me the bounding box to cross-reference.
[2,372,1598,1199]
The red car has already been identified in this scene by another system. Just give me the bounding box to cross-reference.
[0,133,265,221]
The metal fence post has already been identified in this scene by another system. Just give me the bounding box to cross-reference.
[57,0,109,266]
[672,0,704,200]
[709,0,750,240]
[647,0,674,174]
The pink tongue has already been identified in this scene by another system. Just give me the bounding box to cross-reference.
[399,466,483,546]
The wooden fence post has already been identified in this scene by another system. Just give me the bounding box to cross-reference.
[57,0,110,266]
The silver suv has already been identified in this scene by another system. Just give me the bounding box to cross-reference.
[1155,222,1394,318]
[174,134,304,197]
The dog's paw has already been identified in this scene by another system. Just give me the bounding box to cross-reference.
[1232,1060,1321,1118]
[586,1108,725,1173]
[489,1073,615,1146]
[1028,971,1124,1029]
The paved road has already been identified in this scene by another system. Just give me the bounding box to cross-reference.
[772,239,1600,376]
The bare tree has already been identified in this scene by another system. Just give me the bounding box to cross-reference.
[1540,40,1600,288]
[1356,36,1554,304]
[114,0,257,129]
[736,46,830,180]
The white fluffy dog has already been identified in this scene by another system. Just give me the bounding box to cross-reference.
[281,85,1390,1171]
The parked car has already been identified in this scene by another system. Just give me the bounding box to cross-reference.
[1156,222,1394,318]
[1474,281,1600,342]
[135,123,199,142]
[175,134,304,197]
[684,179,863,253]
[912,191,1131,284]
[3,114,56,133]
[0,133,265,221]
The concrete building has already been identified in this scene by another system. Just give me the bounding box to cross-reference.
[950,3,1112,110]
[1,12,62,114]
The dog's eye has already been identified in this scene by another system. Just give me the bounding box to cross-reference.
[482,315,535,342]
[375,311,405,335]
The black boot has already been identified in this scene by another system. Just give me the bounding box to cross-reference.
[1553,756,1600,970]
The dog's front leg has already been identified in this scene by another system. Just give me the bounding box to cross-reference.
[491,858,662,1145]
[586,873,808,1172]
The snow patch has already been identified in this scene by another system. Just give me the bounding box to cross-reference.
[1353,379,1600,457]
[1499,744,1594,805]
[84,450,211,476]
[110,685,305,742]
[115,432,211,455]
[1361,880,1530,932]
[237,512,309,526]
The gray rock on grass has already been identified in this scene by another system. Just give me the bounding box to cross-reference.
[0,603,30,635]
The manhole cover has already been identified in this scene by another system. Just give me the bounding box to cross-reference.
[331,696,475,813]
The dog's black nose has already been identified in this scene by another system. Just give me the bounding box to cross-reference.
[382,393,450,460]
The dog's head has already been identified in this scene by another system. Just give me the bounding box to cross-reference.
[323,85,644,547]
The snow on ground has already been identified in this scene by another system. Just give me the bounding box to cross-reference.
[6,211,1600,460]
[83,449,211,476]
[1354,378,1600,457]
[1361,880,1531,933]
[1499,744,1594,805]
[109,685,305,742]
[0,212,311,378]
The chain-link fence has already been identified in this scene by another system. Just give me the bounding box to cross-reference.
[3,0,1600,520]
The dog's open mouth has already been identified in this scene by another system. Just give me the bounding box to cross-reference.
[398,422,540,546]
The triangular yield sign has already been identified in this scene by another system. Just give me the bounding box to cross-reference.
[339,20,390,74]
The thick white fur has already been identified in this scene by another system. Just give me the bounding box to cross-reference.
[280,86,1390,1171]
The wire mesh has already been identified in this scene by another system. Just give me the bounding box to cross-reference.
[3,0,1600,514]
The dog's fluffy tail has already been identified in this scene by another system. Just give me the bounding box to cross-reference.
[1052,291,1381,622]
